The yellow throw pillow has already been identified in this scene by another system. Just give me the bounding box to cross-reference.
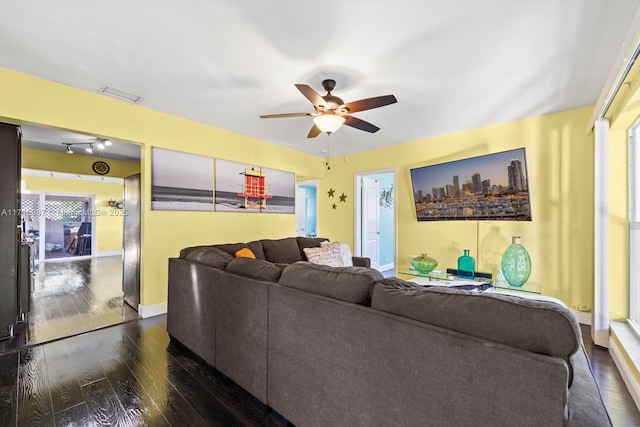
[235,248,256,259]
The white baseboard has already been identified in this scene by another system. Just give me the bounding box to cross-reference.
[609,336,640,413]
[138,302,167,319]
[377,263,394,272]
[572,310,592,325]
[97,251,122,257]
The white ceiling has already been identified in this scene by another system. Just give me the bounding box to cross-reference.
[1,1,638,159]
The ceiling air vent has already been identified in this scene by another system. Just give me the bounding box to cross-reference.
[98,85,143,103]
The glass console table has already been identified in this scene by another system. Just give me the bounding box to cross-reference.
[397,268,541,294]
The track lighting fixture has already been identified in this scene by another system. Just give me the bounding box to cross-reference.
[62,138,112,155]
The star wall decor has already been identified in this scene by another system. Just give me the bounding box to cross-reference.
[339,193,347,203]
[328,188,335,197]
[332,203,337,209]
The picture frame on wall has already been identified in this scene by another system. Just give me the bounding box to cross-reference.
[151,147,214,211]
[215,159,295,213]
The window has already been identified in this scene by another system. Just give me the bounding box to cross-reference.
[629,122,640,334]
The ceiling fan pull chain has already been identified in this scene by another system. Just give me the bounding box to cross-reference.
[325,134,331,170]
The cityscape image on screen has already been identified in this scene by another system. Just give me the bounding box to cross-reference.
[410,148,532,221]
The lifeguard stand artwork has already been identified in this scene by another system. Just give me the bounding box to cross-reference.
[237,168,272,209]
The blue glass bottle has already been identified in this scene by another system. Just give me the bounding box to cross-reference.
[458,249,475,279]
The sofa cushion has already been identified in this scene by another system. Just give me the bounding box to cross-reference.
[214,240,266,260]
[183,247,234,269]
[372,277,581,384]
[261,238,302,264]
[303,242,344,267]
[225,258,286,282]
[296,237,329,260]
[280,262,383,304]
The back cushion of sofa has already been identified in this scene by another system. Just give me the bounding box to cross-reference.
[183,247,234,269]
[225,258,286,282]
[261,238,302,264]
[280,262,383,304]
[213,241,266,260]
[372,278,581,384]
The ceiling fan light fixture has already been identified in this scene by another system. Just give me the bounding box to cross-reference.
[65,145,73,154]
[96,142,105,150]
[313,114,346,134]
[85,145,93,154]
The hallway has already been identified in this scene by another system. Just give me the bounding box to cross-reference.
[0,256,138,353]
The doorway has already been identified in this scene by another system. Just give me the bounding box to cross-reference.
[296,181,318,237]
[355,169,396,275]
[21,193,95,261]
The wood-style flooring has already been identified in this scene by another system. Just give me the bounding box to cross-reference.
[1,257,638,425]
[0,315,287,427]
[0,316,637,426]
[0,256,138,353]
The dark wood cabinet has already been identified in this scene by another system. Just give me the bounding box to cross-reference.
[0,123,22,339]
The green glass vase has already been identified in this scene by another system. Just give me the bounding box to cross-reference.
[501,236,531,287]
[410,254,438,274]
[457,249,475,279]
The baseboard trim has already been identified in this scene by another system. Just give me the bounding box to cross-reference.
[609,335,640,413]
[138,302,167,319]
[572,310,592,325]
[377,263,394,272]
[96,251,122,257]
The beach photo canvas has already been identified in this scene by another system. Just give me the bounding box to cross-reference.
[151,148,214,211]
[215,159,295,214]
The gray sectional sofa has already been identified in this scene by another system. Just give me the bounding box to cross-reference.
[167,237,611,427]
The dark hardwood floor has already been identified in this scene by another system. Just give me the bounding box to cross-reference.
[0,316,636,426]
[0,256,138,353]
[581,324,640,427]
[1,258,638,426]
[0,315,287,426]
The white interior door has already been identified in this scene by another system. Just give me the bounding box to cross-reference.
[362,177,380,268]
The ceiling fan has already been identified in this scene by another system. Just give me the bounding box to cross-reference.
[260,79,397,138]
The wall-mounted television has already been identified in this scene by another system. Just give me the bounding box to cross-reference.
[410,148,532,221]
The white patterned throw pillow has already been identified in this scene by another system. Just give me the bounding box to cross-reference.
[303,241,344,267]
[320,240,353,267]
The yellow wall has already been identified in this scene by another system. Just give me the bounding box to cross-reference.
[0,67,324,308]
[23,147,140,178]
[0,65,602,312]
[320,107,595,310]
[22,175,126,253]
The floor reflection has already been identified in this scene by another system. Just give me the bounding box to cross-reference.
[0,256,138,354]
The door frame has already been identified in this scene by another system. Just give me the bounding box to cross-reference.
[22,190,96,262]
[296,180,319,237]
[354,168,397,273]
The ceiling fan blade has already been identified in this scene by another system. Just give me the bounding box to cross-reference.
[343,95,397,113]
[295,84,326,108]
[344,115,380,133]
[307,124,322,138]
[260,112,312,119]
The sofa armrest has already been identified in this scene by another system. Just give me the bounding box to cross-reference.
[352,256,370,268]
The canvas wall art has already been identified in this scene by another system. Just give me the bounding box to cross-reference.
[215,159,295,213]
[409,148,532,221]
[151,147,214,211]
